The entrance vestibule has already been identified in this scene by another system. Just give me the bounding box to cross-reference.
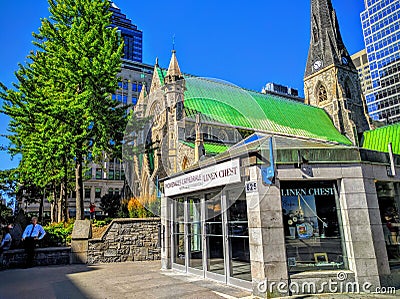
[170,186,251,289]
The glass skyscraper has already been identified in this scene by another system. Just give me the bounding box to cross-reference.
[108,2,152,108]
[361,0,400,124]
[109,2,143,62]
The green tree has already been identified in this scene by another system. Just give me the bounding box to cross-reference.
[100,193,121,218]
[1,57,74,222]
[0,169,17,202]
[1,0,125,220]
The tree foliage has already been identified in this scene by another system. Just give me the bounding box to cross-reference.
[0,169,17,201]
[100,193,121,218]
[1,0,126,220]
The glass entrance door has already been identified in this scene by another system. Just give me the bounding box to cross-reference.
[171,189,251,289]
[226,189,252,289]
[172,198,186,271]
[205,192,226,282]
[187,197,203,275]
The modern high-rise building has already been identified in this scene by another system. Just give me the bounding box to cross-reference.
[361,0,400,124]
[112,60,153,106]
[109,2,153,107]
[351,49,373,95]
[109,2,143,63]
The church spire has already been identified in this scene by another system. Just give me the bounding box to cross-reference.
[303,0,370,145]
[138,82,147,101]
[150,57,162,94]
[134,82,147,118]
[165,50,183,84]
[304,0,355,78]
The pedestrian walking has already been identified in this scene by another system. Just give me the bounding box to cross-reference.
[89,202,96,220]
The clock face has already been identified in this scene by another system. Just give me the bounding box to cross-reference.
[342,57,349,65]
[313,60,323,70]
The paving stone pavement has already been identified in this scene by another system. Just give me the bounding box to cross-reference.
[0,261,398,299]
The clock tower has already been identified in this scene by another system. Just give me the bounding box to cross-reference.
[304,0,370,144]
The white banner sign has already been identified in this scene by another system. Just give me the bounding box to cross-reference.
[164,159,241,197]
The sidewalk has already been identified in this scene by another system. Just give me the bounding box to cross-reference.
[0,261,398,299]
[0,261,250,299]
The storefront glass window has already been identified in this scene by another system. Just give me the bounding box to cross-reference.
[173,198,185,266]
[205,192,225,275]
[188,197,202,270]
[281,181,347,273]
[227,188,251,281]
[376,182,400,269]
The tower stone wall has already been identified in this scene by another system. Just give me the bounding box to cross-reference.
[304,0,370,144]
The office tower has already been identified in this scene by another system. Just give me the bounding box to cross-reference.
[361,0,400,124]
[109,2,143,63]
[351,49,373,95]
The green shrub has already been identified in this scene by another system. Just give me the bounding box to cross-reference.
[92,218,113,228]
[127,196,155,218]
[43,219,75,247]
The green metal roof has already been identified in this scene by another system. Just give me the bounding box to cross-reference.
[180,141,229,155]
[157,67,166,84]
[157,67,351,145]
[362,123,400,155]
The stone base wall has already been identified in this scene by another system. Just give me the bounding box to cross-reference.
[1,247,71,268]
[87,218,161,264]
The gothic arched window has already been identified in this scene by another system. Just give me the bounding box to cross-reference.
[318,85,328,104]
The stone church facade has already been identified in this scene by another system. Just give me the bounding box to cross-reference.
[127,1,400,296]
[131,0,373,200]
[131,47,359,199]
[304,0,370,144]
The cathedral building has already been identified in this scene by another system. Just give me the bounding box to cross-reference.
[134,48,400,294]
[127,0,400,296]
[132,50,354,198]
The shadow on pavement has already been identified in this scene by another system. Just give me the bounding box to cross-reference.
[0,264,99,299]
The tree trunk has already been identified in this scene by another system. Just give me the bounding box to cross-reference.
[50,200,55,223]
[62,181,68,222]
[38,187,45,223]
[57,183,63,222]
[75,154,84,220]
[51,183,57,223]
[62,156,69,222]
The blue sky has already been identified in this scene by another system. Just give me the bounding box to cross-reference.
[0,0,366,171]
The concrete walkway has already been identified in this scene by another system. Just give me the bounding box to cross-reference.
[0,261,398,299]
[0,261,251,299]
